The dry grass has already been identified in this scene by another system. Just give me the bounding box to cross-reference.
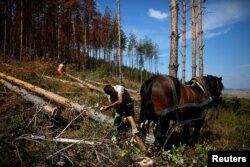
[1,59,249,166]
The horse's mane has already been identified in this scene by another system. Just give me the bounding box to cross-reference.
[204,75,224,99]
[205,75,224,89]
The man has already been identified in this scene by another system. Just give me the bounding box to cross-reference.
[102,85,139,135]
[57,63,65,75]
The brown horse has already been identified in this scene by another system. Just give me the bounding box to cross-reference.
[139,75,223,150]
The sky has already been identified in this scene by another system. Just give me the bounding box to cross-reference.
[97,0,250,89]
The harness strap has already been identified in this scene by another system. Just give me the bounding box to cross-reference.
[165,77,179,122]
[155,98,211,116]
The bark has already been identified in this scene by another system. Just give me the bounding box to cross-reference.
[66,73,104,93]
[85,79,139,94]
[181,0,187,83]
[0,71,84,113]
[0,79,58,115]
[198,0,204,78]
[191,0,197,78]
[169,0,179,78]
[44,76,87,88]
[20,0,23,60]
[4,8,7,59]
[117,0,122,84]
[0,71,114,124]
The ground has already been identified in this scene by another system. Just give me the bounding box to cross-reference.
[0,59,249,166]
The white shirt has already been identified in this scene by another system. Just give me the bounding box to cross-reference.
[107,85,124,103]
[113,85,124,94]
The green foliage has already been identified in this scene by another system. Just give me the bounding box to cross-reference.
[156,143,216,167]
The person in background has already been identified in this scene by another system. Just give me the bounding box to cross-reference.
[57,63,65,75]
[101,84,139,136]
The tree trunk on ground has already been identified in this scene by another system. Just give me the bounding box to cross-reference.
[0,71,115,124]
[191,0,197,78]
[66,74,104,93]
[0,71,84,113]
[0,79,58,115]
[169,0,179,78]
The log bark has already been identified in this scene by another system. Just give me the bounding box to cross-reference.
[0,72,148,151]
[44,76,86,89]
[66,74,104,93]
[0,79,57,115]
[0,71,114,124]
[73,75,138,94]
[0,71,84,113]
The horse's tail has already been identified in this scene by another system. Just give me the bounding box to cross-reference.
[139,76,156,124]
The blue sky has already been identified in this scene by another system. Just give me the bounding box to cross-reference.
[98,0,250,89]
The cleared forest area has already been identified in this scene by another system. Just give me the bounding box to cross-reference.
[0,59,249,166]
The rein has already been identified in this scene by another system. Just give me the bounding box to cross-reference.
[155,77,212,118]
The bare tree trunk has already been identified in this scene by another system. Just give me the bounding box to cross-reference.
[117,0,122,84]
[191,0,197,78]
[169,0,179,78]
[57,23,60,61]
[4,10,7,59]
[198,0,204,78]
[20,0,23,60]
[181,0,187,83]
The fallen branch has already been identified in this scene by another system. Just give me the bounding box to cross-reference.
[55,110,85,138]
[0,79,57,115]
[27,135,103,145]
[46,144,75,159]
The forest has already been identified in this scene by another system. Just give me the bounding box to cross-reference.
[0,0,159,82]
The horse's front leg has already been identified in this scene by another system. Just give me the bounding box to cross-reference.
[183,124,190,143]
[191,117,205,143]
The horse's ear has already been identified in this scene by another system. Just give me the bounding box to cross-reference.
[219,77,222,81]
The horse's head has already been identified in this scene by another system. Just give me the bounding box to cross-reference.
[205,75,224,104]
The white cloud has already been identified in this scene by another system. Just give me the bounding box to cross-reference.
[204,27,231,39]
[185,0,250,39]
[203,1,249,31]
[148,8,168,21]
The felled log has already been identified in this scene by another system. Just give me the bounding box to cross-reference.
[66,73,104,93]
[85,78,139,94]
[0,79,57,114]
[0,71,84,113]
[0,71,114,124]
[44,76,86,89]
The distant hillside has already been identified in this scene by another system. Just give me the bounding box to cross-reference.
[222,89,250,99]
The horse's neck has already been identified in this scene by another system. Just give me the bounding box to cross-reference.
[187,77,210,98]
[201,77,212,98]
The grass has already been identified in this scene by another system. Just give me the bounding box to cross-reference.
[0,59,249,166]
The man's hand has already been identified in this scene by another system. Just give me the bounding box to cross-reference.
[100,106,109,111]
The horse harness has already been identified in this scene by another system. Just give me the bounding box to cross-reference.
[158,77,213,152]
[155,77,212,122]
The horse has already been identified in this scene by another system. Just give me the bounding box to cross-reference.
[139,75,224,150]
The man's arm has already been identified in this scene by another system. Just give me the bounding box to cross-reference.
[103,93,123,111]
